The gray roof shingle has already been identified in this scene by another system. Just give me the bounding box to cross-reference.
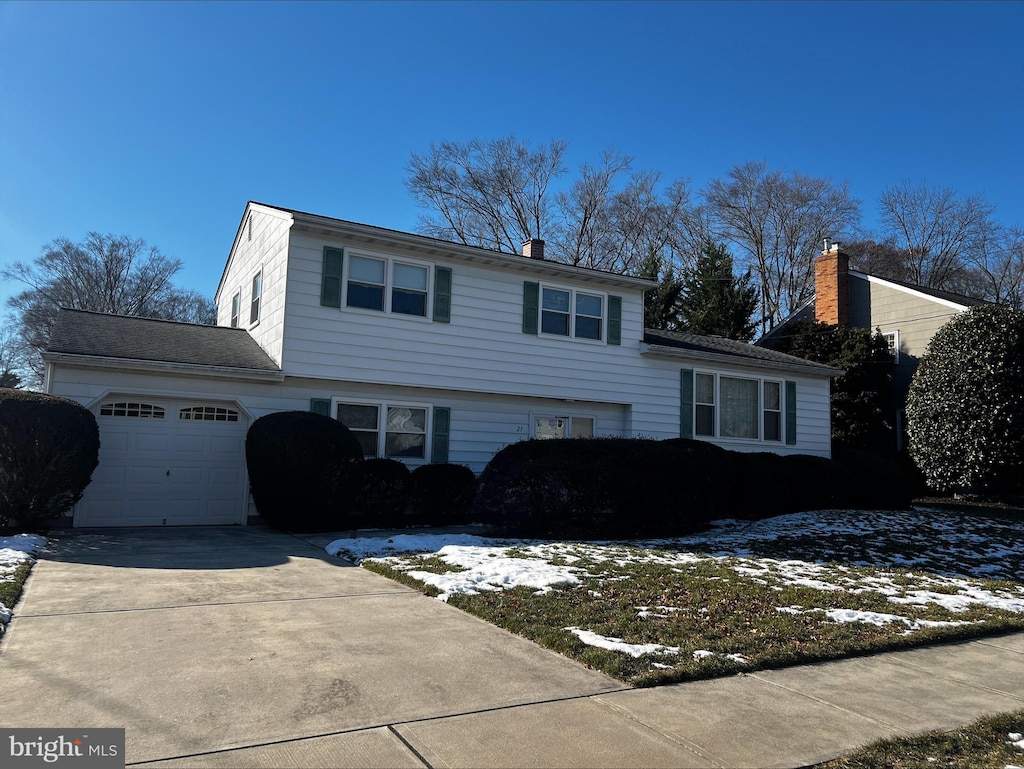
[45,309,280,371]
[643,328,841,375]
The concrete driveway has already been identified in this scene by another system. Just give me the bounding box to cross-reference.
[2,526,1023,769]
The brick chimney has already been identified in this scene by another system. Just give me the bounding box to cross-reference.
[815,240,850,326]
[522,239,545,260]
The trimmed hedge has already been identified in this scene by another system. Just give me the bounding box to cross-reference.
[409,463,477,526]
[0,389,99,530]
[474,438,912,539]
[354,458,411,528]
[245,411,363,532]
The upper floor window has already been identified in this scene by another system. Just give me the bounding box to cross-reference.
[250,271,262,325]
[882,330,900,363]
[539,285,605,341]
[694,373,783,442]
[230,292,240,328]
[346,254,430,318]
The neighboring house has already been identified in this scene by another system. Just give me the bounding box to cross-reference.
[43,202,840,528]
[760,243,993,447]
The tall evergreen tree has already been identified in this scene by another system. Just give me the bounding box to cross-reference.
[640,248,686,330]
[677,241,758,341]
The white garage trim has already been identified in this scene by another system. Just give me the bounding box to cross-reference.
[75,394,251,528]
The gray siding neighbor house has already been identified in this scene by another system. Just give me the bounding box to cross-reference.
[760,243,995,448]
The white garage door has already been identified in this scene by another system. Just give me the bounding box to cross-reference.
[75,398,249,527]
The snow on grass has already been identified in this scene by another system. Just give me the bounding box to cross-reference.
[776,605,975,631]
[0,534,46,633]
[564,626,680,657]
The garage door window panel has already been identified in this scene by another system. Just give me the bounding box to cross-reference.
[179,406,240,422]
[100,402,165,418]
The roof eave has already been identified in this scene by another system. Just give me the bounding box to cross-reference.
[640,343,844,377]
[289,212,658,290]
[42,351,285,382]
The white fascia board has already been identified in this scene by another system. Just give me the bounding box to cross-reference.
[851,271,970,312]
[640,343,844,378]
[41,352,285,382]
[290,214,657,291]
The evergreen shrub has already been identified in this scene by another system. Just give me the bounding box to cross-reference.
[354,458,411,528]
[409,463,477,526]
[245,411,362,532]
[0,389,100,530]
[906,305,1024,499]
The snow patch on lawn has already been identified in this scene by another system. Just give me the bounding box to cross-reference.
[0,534,47,635]
[564,627,680,658]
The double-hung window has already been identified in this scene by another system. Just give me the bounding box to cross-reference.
[230,292,240,328]
[693,373,783,442]
[335,401,428,460]
[250,271,262,325]
[540,285,605,341]
[346,254,430,318]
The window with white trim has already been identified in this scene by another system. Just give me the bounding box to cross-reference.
[100,402,165,418]
[335,401,428,459]
[540,284,605,341]
[882,330,900,363]
[694,374,783,442]
[533,415,594,440]
[346,254,431,318]
[250,271,262,324]
[230,292,240,328]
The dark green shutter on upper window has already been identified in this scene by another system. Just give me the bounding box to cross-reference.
[785,380,797,445]
[433,267,452,323]
[321,247,343,308]
[680,368,694,439]
[608,295,622,345]
[431,407,450,463]
[523,282,539,334]
[310,398,331,417]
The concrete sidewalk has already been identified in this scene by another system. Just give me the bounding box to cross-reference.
[0,527,1020,769]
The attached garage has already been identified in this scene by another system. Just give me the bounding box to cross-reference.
[42,309,284,527]
[76,398,250,527]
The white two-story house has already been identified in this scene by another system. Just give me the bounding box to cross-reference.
[43,202,840,527]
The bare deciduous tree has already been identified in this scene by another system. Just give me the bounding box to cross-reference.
[406,137,568,253]
[0,321,25,388]
[970,225,1024,309]
[878,181,998,290]
[3,233,216,385]
[406,136,706,276]
[704,161,861,330]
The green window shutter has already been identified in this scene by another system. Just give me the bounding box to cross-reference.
[433,267,452,323]
[310,398,331,417]
[785,380,797,445]
[608,295,622,345]
[680,368,694,439]
[522,281,539,334]
[321,247,343,308]
[431,407,451,463]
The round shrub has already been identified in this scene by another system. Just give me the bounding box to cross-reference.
[728,452,794,519]
[409,463,477,526]
[906,305,1024,498]
[474,438,726,539]
[0,389,99,530]
[354,458,411,528]
[832,447,913,510]
[245,411,363,532]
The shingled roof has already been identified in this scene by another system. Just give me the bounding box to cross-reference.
[643,328,842,376]
[44,309,280,372]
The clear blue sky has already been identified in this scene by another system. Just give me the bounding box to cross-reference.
[1,0,1021,311]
